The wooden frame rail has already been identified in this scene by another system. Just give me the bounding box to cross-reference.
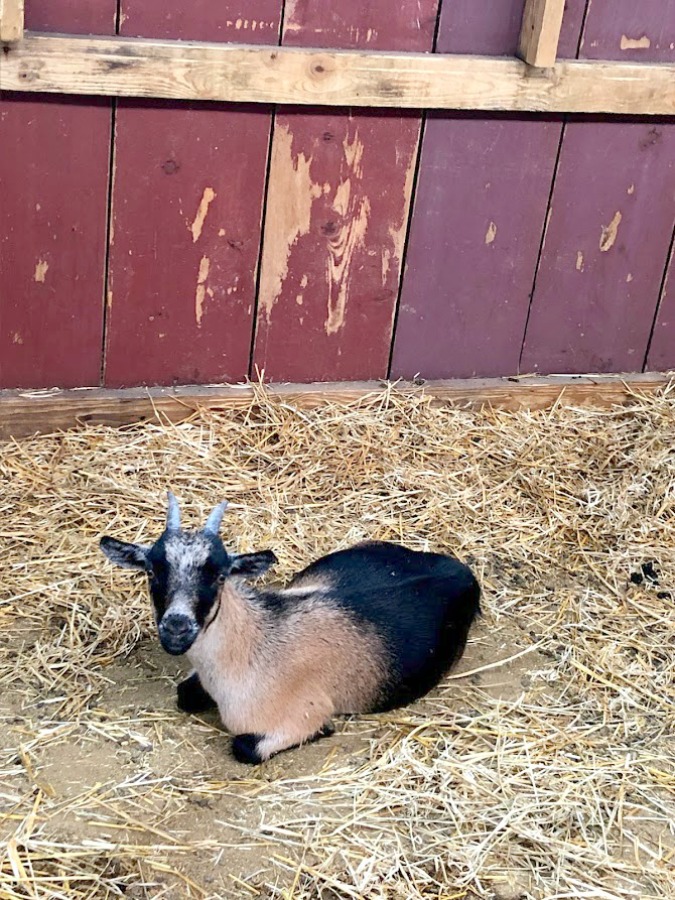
[1,375,670,440]
[0,31,673,115]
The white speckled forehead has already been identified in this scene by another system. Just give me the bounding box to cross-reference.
[164,532,213,587]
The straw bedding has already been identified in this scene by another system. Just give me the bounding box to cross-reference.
[0,384,673,899]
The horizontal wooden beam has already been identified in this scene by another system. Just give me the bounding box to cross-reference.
[519,0,566,68]
[1,375,670,440]
[0,0,24,43]
[1,33,675,115]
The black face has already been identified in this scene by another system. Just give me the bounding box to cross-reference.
[144,531,231,654]
[100,528,278,656]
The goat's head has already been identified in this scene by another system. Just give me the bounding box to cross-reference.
[100,493,277,655]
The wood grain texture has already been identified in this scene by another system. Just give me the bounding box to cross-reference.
[0,1,115,390]
[103,0,282,388]
[3,34,675,114]
[0,0,24,42]
[521,5,675,376]
[646,244,675,371]
[391,0,586,381]
[519,0,566,67]
[252,0,439,382]
[1,374,669,440]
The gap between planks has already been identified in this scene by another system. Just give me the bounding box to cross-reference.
[0,374,671,440]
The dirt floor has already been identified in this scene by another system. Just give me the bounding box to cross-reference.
[1,386,674,899]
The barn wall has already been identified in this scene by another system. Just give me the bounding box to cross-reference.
[1,0,674,389]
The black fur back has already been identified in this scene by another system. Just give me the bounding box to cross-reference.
[292,541,481,711]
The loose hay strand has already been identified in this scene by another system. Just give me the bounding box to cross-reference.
[1,384,674,899]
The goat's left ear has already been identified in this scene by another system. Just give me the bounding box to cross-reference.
[229,550,278,579]
[100,536,150,571]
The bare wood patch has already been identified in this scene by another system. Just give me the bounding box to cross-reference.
[518,0,566,68]
[0,0,24,43]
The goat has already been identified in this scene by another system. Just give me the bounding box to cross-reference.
[100,493,480,764]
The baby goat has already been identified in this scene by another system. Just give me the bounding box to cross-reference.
[100,493,480,764]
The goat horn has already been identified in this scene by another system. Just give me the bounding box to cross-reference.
[204,500,228,535]
[166,491,181,532]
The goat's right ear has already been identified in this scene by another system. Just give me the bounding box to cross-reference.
[100,536,150,571]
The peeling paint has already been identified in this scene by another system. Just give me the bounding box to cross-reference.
[388,149,417,279]
[12,332,23,345]
[343,130,365,180]
[620,34,651,50]
[34,260,49,283]
[325,196,371,335]
[485,222,497,245]
[626,273,634,283]
[333,179,352,217]
[194,255,211,325]
[190,187,216,243]
[599,211,622,252]
[576,251,584,272]
[218,228,226,237]
[382,248,392,286]
[259,124,322,321]
[627,184,635,195]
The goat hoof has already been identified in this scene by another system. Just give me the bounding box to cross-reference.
[176,673,216,714]
[232,733,265,765]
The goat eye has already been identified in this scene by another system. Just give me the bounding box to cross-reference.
[217,572,226,585]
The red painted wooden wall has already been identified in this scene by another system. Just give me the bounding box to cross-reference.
[0,0,115,389]
[520,1,675,374]
[1,0,674,390]
[103,0,282,387]
[252,0,440,382]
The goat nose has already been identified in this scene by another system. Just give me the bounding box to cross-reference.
[162,614,193,636]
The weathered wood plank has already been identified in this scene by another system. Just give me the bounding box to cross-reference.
[519,0,566,68]
[521,5,675,376]
[391,114,562,380]
[646,243,675,371]
[0,0,24,43]
[2,33,675,114]
[103,1,282,388]
[391,0,586,381]
[0,2,116,391]
[580,0,675,62]
[1,374,669,440]
[252,0,438,382]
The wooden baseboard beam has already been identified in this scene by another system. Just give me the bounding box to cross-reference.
[519,0,566,68]
[2,33,675,115]
[0,374,671,441]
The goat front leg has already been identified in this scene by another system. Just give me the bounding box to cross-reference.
[176,671,217,714]
[232,722,335,764]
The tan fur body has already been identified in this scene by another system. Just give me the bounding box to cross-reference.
[187,581,387,757]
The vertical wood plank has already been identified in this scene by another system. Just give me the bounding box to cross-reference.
[521,5,675,375]
[519,0,566,67]
[104,1,282,388]
[645,246,675,371]
[252,0,439,383]
[391,0,587,381]
[0,0,24,43]
[0,0,115,390]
